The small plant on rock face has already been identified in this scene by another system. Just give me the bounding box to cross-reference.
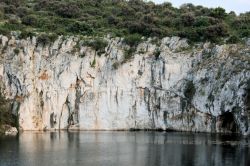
[138,48,145,54]
[72,42,81,54]
[90,58,96,68]
[123,47,136,62]
[208,93,214,102]
[112,62,119,70]
[79,52,86,58]
[13,48,19,55]
[154,48,161,59]
[121,34,144,63]
[151,38,160,45]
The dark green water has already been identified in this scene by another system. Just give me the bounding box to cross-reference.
[0,131,249,166]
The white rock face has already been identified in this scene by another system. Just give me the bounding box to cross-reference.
[0,35,249,135]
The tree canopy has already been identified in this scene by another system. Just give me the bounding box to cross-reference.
[0,0,249,43]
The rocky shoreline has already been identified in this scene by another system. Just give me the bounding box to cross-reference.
[0,125,18,136]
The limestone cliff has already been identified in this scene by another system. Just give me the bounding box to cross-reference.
[0,35,249,135]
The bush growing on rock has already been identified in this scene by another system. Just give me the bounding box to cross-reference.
[13,48,19,55]
[79,52,86,58]
[194,16,215,27]
[19,30,35,39]
[123,34,142,47]
[107,15,119,25]
[210,7,226,19]
[21,14,38,26]
[154,48,161,59]
[55,2,80,18]
[90,58,96,68]
[123,47,136,62]
[67,22,93,35]
[1,0,24,7]
[178,29,200,42]
[202,23,229,42]
[16,6,30,18]
[181,13,195,26]
[37,33,57,46]
[226,35,241,44]
[112,62,119,70]
[84,38,108,56]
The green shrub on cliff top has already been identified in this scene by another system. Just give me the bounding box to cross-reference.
[37,33,57,45]
[83,38,108,56]
[123,34,143,47]
[0,0,249,44]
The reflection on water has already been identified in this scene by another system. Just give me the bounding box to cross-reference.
[0,131,249,166]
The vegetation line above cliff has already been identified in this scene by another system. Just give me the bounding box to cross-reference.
[0,0,249,44]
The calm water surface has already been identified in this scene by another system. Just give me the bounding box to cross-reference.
[0,131,249,166]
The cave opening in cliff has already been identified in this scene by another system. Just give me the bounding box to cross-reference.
[219,112,238,133]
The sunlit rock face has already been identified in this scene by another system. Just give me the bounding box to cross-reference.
[0,35,249,135]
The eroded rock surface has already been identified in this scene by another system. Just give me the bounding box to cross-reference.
[0,35,249,135]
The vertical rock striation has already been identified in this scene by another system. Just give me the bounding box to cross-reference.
[0,35,249,135]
